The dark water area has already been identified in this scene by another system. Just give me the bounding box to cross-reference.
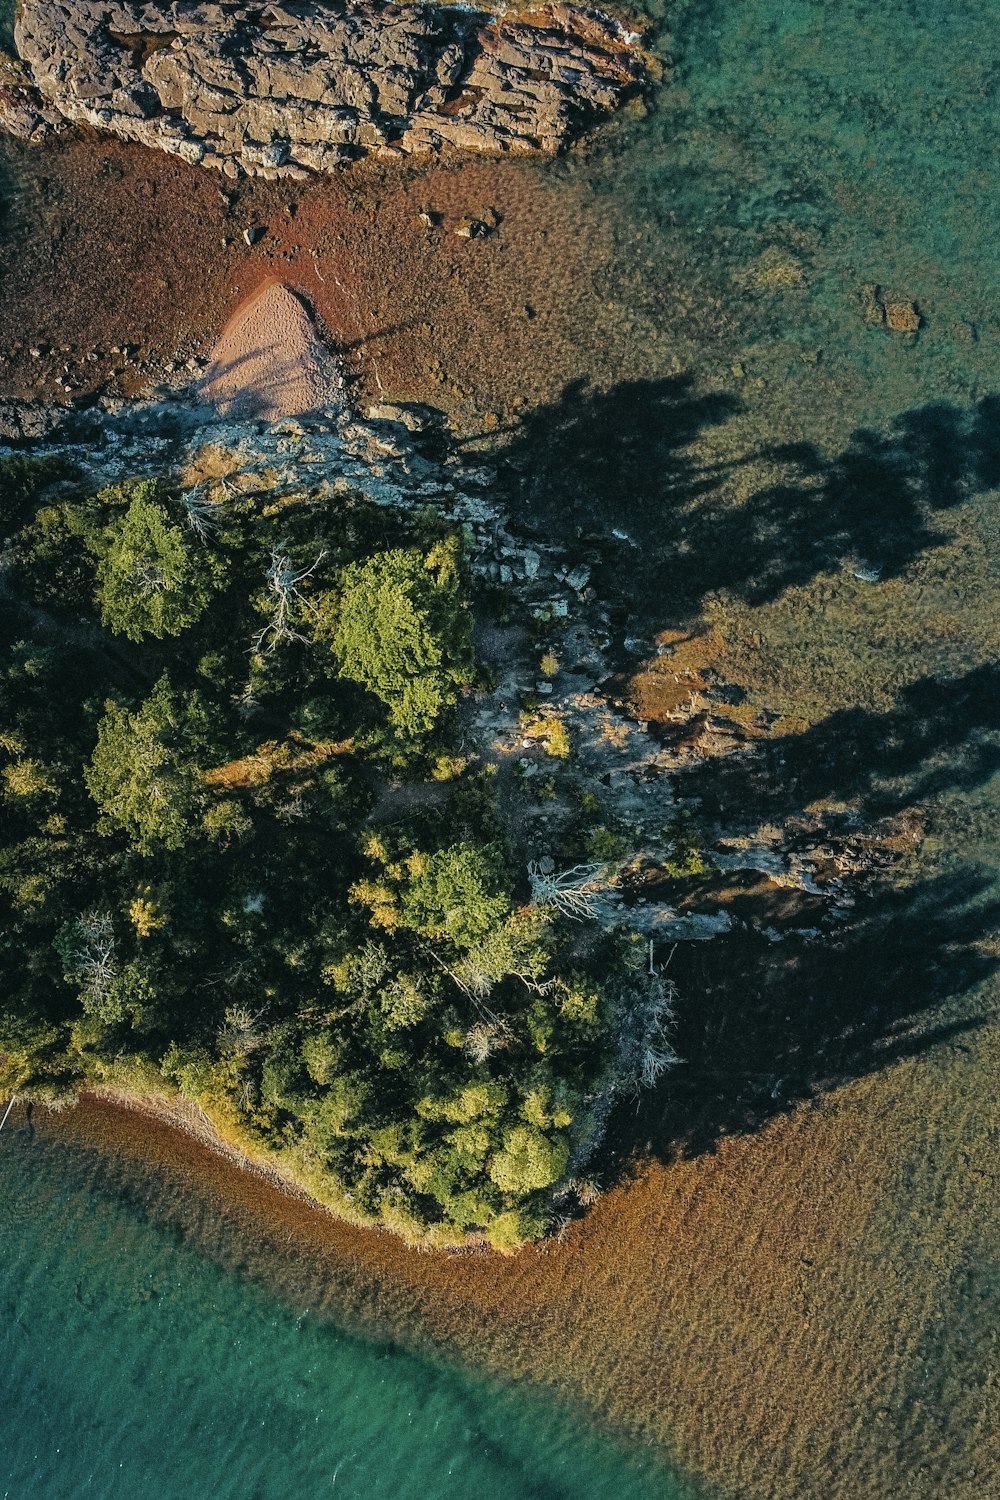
[0,1124,702,1500]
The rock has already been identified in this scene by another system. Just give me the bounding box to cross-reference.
[0,399,65,443]
[9,0,650,170]
[365,403,425,433]
[860,283,922,333]
[243,225,265,246]
[0,56,64,142]
[884,299,921,333]
[522,549,541,579]
[565,563,591,591]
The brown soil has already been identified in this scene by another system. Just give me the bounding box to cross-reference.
[0,132,641,431]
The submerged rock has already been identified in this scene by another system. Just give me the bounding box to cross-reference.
[10,0,649,170]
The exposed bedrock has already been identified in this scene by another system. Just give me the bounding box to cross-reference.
[7,0,650,172]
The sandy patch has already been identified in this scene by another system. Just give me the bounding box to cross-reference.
[198,279,343,421]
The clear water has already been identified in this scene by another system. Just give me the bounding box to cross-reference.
[2,0,1000,1496]
[0,1126,700,1500]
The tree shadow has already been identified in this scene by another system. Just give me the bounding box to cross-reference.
[496,376,1000,616]
[589,670,1000,1178]
[585,654,1000,1175]
[602,862,998,1170]
[490,379,1000,1177]
[678,662,1000,830]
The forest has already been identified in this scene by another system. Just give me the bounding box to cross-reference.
[0,454,636,1248]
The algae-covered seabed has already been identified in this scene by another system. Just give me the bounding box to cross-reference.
[2,1,1000,1498]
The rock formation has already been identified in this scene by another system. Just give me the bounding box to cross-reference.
[0,55,65,141]
[7,0,649,172]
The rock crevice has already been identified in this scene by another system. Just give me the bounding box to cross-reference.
[7,0,650,170]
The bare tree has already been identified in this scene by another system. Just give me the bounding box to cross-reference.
[68,911,118,1009]
[252,544,326,653]
[527,860,606,920]
[178,482,224,541]
[218,1004,265,1057]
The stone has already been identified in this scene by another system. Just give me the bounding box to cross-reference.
[884,299,921,333]
[9,0,650,171]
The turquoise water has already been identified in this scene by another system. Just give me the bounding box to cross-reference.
[2,1,1000,1496]
[0,1126,699,1500]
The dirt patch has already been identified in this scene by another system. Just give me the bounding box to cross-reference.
[0,133,647,431]
[197,279,343,421]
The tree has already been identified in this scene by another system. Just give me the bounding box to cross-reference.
[94,483,217,640]
[488,1123,569,1194]
[84,676,206,851]
[327,541,472,740]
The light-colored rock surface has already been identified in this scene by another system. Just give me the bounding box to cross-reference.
[0,54,64,140]
[198,280,343,420]
[11,0,648,170]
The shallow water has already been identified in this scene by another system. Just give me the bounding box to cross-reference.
[0,1125,700,1500]
[1,1,999,1497]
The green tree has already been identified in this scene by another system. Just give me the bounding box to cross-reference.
[488,1123,569,1194]
[85,676,207,851]
[94,483,217,640]
[327,541,472,740]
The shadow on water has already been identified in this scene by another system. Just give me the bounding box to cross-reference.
[680,662,1000,828]
[616,661,1000,1158]
[490,379,1000,1170]
[494,376,1000,616]
[606,865,999,1169]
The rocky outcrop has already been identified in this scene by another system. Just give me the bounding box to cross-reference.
[0,55,65,142]
[10,0,649,172]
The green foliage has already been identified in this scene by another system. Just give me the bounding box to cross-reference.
[662,815,711,878]
[84,677,210,852]
[488,1124,570,1194]
[326,539,472,741]
[0,453,75,533]
[0,459,623,1248]
[93,482,218,640]
[398,842,510,946]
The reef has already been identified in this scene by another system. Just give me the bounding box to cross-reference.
[5,0,649,172]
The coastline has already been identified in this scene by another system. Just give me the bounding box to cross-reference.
[10,994,998,1500]
[79,1086,345,1216]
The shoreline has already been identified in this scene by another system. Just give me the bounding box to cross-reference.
[79,1085,346,1217]
[10,996,998,1500]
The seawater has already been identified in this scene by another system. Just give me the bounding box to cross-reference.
[0,1125,700,1500]
[2,0,1000,1495]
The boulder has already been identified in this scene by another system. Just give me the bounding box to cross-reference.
[9,0,650,170]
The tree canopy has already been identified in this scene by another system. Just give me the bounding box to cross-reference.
[0,456,622,1251]
[327,540,472,740]
[93,483,219,640]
